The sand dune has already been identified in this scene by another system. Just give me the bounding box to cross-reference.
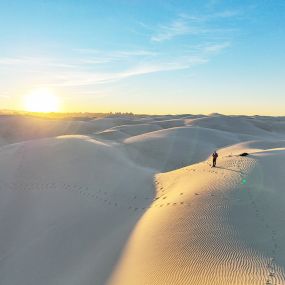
[186,115,285,138]
[109,148,285,285]
[0,114,285,285]
[0,116,97,145]
[123,125,261,171]
[0,135,155,285]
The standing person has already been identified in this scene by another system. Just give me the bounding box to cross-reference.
[212,151,218,167]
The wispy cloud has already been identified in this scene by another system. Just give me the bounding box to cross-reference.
[36,54,208,88]
[0,41,228,89]
[151,10,241,42]
[0,57,74,68]
[0,49,157,69]
[42,63,186,87]
[75,49,156,57]
[151,18,205,42]
[73,49,157,65]
[203,42,231,53]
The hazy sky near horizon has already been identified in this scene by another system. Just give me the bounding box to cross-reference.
[0,0,284,115]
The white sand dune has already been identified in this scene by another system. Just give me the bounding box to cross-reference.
[0,136,155,285]
[0,116,97,146]
[94,123,163,141]
[0,114,285,285]
[109,147,285,285]
[122,123,268,172]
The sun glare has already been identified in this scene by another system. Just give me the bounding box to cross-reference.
[24,89,60,112]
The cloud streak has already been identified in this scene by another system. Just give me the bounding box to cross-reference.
[73,49,157,65]
[151,10,241,42]
[43,57,206,88]
[0,41,229,89]
[203,42,231,53]
[151,18,204,42]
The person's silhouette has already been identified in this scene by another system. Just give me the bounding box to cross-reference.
[212,151,218,167]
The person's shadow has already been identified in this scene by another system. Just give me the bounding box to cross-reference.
[215,166,245,175]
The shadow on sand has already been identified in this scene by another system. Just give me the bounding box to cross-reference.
[215,166,245,175]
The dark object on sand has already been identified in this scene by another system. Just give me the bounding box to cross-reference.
[212,151,218,167]
[240,152,249,157]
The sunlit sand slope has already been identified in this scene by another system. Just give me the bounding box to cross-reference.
[109,148,285,285]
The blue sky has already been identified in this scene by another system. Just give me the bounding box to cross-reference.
[0,0,284,114]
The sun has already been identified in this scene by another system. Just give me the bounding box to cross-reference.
[24,89,60,112]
